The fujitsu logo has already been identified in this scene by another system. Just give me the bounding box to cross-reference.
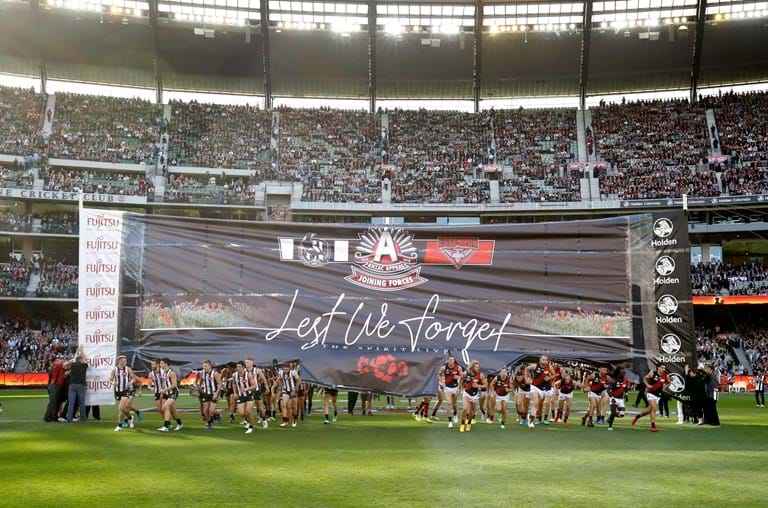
[87,353,115,368]
[87,214,120,228]
[86,237,119,251]
[86,259,117,274]
[85,308,116,321]
[85,282,116,298]
[87,377,112,391]
[85,329,116,344]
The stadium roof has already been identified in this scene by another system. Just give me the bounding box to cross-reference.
[0,0,766,100]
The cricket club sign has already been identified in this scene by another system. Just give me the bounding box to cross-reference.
[279,226,494,292]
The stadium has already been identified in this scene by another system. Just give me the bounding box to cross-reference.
[1,0,767,505]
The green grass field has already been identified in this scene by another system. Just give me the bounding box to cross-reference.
[1,390,766,507]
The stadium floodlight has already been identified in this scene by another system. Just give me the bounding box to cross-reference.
[133,8,141,17]
[600,21,608,28]
[663,18,672,24]
[385,23,404,35]
[568,23,576,29]
[681,17,687,23]
[489,24,498,33]
[441,23,460,34]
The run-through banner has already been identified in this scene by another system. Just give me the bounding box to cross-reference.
[112,211,694,396]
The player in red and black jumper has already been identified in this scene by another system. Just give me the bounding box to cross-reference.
[488,367,512,428]
[438,353,463,428]
[632,364,670,432]
[525,355,554,428]
[460,360,487,432]
[548,363,564,421]
[513,367,532,426]
[607,367,629,431]
[554,371,581,424]
[582,367,609,428]
[598,367,612,424]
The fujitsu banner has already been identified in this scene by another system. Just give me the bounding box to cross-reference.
[118,211,694,397]
[78,208,124,405]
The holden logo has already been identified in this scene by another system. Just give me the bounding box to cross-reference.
[657,295,679,315]
[653,218,674,238]
[660,334,682,354]
[655,256,676,276]
[668,373,685,393]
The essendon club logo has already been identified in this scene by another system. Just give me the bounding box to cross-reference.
[424,237,495,270]
[85,307,116,321]
[86,214,120,229]
[278,227,495,292]
[85,329,116,344]
[85,282,116,298]
[86,259,118,274]
[85,237,119,251]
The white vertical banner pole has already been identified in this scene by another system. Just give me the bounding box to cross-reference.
[78,205,124,406]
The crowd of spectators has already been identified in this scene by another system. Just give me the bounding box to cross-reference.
[721,166,768,196]
[0,318,76,373]
[46,93,163,164]
[1,162,35,189]
[168,101,271,169]
[0,210,33,232]
[592,98,709,168]
[164,173,254,205]
[696,325,740,377]
[600,163,719,200]
[44,168,153,196]
[34,256,78,298]
[278,108,381,203]
[500,175,580,203]
[0,210,78,234]
[593,99,714,200]
[0,86,45,156]
[0,256,31,297]
[384,109,489,203]
[691,260,768,296]
[493,108,577,179]
[710,91,768,170]
[742,327,768,375]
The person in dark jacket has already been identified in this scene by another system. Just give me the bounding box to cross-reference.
[703,365,721,426]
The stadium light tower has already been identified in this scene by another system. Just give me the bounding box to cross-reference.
[473,0,483,113]
[689,0,708,103]
[578,0,594,111]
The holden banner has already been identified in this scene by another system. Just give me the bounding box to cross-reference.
[106,210,695,397]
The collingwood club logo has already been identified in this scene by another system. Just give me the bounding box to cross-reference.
[346,227,426,291]
[668,373,686,393]
[652,217,677,248]
[654,255,679,284]
[660,334,682,354]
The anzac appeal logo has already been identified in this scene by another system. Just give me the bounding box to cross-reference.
[278,227,495,292]
[346,227,427,291]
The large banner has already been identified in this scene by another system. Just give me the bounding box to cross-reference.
[78,208,124,405]
[114,211,695,396]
